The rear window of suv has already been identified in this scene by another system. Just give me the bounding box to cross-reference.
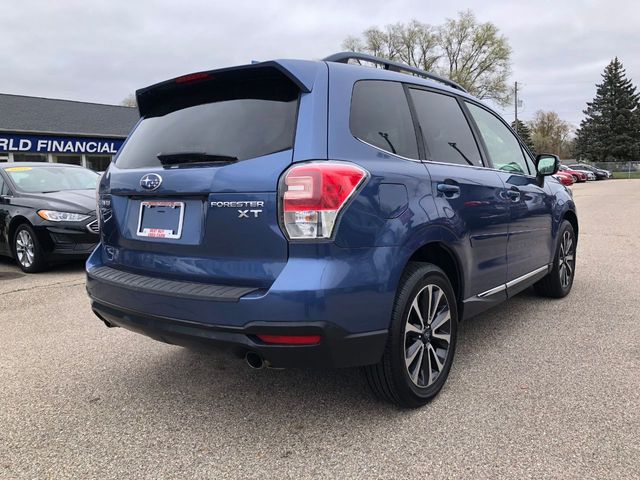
[116,77,299,169]
[350,81,419,159]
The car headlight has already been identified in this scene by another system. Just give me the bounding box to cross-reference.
[37,210,90,222]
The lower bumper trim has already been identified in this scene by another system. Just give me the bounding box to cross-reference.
[90,299,388,369]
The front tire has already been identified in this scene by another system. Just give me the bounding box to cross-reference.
[13,224,47,273]
[534,220,576,298]
[364,262,458,408]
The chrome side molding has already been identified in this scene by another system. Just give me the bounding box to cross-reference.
[476,265,550,298]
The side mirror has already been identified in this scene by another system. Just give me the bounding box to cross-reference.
[536,154,560,176]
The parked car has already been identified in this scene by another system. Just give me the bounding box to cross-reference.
[559,165,587,183]
[567,163,610,180]
[553,171,575,186]
[86,52,578,408]
[0,163,100,272]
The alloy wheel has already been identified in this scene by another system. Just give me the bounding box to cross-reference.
[15,230,35,268]
[404,284,452,388]
[558,230,574,289]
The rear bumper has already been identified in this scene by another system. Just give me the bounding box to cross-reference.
[86,244,400,368]
[91,299,387,368]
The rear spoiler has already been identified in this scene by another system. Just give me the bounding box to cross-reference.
[136,60,319,118]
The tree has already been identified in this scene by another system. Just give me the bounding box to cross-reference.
[438,11,511,105]
[575,57,640,162]
[528,111,573,158]
[120,94,137,107]
[511,119,535,153]
[341,10,512,105]
[342,20,440,72]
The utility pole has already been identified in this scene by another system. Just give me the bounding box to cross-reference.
[514,81,519,133]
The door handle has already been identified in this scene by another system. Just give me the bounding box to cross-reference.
[506,187,521,202]
[437,183,461,197]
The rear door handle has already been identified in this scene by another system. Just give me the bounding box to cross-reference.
[437,183,461,196]
[506,187,521,202]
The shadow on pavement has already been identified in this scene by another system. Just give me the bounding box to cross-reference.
[95,287,543,423]
[0,255,86,275]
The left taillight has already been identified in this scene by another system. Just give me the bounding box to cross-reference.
[279,161,368,240]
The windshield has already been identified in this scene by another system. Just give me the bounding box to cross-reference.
[6,166,99,193]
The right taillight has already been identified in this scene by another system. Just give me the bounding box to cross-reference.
[280,161,368,240]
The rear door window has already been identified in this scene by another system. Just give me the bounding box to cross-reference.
[350,81,419,159]
[116,79,299,169]
[409,89,483,166]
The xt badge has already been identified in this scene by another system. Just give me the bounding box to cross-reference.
[209,200,264,219]
[238,209,261,218]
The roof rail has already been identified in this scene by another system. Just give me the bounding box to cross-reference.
[323,52,467,93]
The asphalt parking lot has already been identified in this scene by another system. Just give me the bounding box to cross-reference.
[1,180,639,479]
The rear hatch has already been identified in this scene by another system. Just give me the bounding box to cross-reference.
[98,64,307,287]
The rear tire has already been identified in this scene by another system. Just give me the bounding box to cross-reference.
[13,224,47,273]
[363,262,458,408]
[534,220,576,298]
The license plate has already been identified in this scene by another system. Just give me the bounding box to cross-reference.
[136,201,185,239]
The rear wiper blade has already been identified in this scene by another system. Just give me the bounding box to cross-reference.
[157,152,239,165]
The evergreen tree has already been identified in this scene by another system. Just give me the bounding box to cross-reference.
[575,57,640,162]
[511,119,535,153]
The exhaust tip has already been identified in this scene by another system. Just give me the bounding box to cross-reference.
[245,352,264,369]
[92,309,114,328]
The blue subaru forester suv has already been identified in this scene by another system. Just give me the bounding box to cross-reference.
[86,52,577,408]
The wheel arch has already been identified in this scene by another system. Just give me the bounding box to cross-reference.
[563,209,579,240]
[405,241,464,315]
[8,216,32,257]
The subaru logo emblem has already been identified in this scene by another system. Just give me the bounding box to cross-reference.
[140,173,162,190]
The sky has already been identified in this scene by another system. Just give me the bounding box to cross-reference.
[2,0,639,131]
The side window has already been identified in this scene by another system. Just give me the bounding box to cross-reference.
[350,81,419,159]
[0,175,6,195]
[409,89,483,166]
[466,102,531,175]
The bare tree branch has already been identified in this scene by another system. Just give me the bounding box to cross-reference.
[340,11,512,104]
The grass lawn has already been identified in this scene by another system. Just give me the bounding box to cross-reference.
[611,171,640,179]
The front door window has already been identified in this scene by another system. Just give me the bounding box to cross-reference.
[466,103,531,175]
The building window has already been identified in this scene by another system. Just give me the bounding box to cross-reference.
[53,155,82,166]
[86,155,112,172]
[13,153,48,162]
[0,155,8,163]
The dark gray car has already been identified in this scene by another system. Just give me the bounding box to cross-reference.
[0,163,99,272]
